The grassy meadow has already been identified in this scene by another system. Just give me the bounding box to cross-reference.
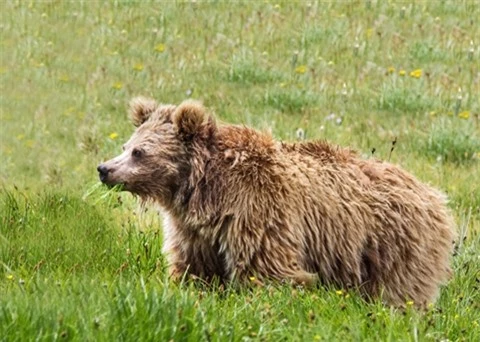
[1,1,479,341]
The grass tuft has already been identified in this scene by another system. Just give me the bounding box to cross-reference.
[425,120,480,164]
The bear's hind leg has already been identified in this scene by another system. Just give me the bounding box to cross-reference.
[290,269,319,287]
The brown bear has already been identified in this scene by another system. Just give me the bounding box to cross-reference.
[98,97,456,307]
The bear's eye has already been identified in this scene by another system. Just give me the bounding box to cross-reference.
[132,148,143,158]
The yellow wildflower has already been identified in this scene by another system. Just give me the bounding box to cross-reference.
[366,28,373,38]
[7,274,14,280]
[109,132,119,140]
[458,111,470,119]
[294,65,307,74]
[249,276,256,281]
[155,43,166,53]
[399,70,406,76]
[409,69,422,78]
[133,63,144,71]
[429,111,436,117]
[387,66,395,74]
[406,300,414,306]
[112,82,123,90]
[314,335,321,341]
[32,61,45,68]
[335,290,343,295]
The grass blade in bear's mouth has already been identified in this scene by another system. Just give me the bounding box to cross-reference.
[82,182,125,204]
[107,183,125,191]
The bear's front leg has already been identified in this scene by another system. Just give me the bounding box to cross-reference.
[162,214,196,282]
[163,246,189,282]
[167,261,189,282]
[162,230,190,282]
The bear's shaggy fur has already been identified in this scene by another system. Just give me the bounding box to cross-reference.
[98,97,456,307]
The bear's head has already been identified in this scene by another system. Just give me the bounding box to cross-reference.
[98,97,215,207]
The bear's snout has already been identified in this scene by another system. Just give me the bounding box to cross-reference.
[97,164,110,183]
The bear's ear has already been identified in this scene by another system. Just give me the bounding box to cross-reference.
[172,100,208,139]
[129,97,159,127]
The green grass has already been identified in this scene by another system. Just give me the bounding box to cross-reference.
[1,1,479,341]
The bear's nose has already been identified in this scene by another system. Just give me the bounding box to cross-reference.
[97,164,109,182]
